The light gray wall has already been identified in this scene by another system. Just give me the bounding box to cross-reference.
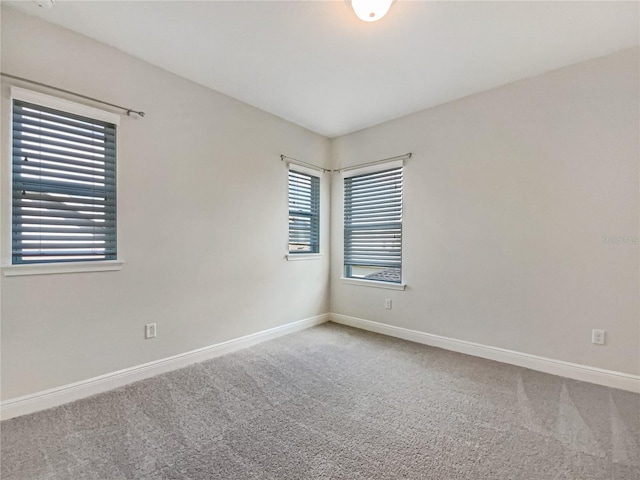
[0,7,331,400]
[2,7,638,402]
[330,48,640,376]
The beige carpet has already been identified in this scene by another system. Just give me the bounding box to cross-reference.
[1,323,639,479]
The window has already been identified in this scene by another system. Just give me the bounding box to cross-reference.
[288,169,320,254]
[344,164,403,283]
[11,93,117,265]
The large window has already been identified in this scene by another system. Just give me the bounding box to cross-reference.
[11,93,117,264]
[288,169,320,254]
[344,164,403,283]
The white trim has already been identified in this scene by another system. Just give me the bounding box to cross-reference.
[340,277,406,290]
[2,260,124,277]
[341,158,403,179]
[0,313,329,420]
[11,86,121,125]
[288,162,324,177]
[330,313,640,394]
[286,253,323,261]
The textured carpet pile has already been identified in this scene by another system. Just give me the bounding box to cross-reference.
[1,323,639,479]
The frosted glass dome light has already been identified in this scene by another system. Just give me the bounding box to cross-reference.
[351,0,394,22]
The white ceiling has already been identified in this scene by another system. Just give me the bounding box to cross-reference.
[6,1,639,138]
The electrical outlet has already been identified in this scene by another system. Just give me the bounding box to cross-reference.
[592,329,605,345]
[145,323,157,339]
[384,298,392,309]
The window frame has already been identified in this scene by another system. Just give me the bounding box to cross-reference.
[1,87,123,276]
[342,159,405,289]
[287,164,321,259]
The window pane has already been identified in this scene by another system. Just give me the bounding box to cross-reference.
[12,99,117,264]
[289,170,320,253]
[344,166,402,282]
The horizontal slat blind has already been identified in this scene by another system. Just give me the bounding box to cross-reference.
[12,99,117,264]
[344,166,403,280]
[289,170,320,253]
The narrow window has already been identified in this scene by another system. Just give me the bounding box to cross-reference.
[12,98,117,264]
[288,169,320,254]
[344,165,403,283]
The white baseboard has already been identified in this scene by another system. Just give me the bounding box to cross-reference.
[1,314,329,421]
[330,313,640,394]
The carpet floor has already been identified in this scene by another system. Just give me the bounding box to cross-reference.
[1,323,639,479]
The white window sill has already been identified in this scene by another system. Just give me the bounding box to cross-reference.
[341,277,406,291]
[1,260,124,277]
[286,253,323,261]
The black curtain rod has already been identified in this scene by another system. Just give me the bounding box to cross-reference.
[1,72,145,118]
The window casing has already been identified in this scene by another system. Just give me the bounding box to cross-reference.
[288,169,320,254]
[344,164,403,283]
[11,96,117,265]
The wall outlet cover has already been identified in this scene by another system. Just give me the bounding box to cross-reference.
[145,323,157,339]
[592,329,605,345]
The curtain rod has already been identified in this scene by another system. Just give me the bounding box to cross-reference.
[280,155,329,173]
[281,152,411,174]
[335,153,412,173]
[1,72,146,118]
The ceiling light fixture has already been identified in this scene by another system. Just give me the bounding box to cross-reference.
[351,0,394,22]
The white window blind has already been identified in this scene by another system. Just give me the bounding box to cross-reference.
[288,169,320,254]
[344,165,403,283]
[12,99,117,264]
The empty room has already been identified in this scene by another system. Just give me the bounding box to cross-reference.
[0,1,638,479]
